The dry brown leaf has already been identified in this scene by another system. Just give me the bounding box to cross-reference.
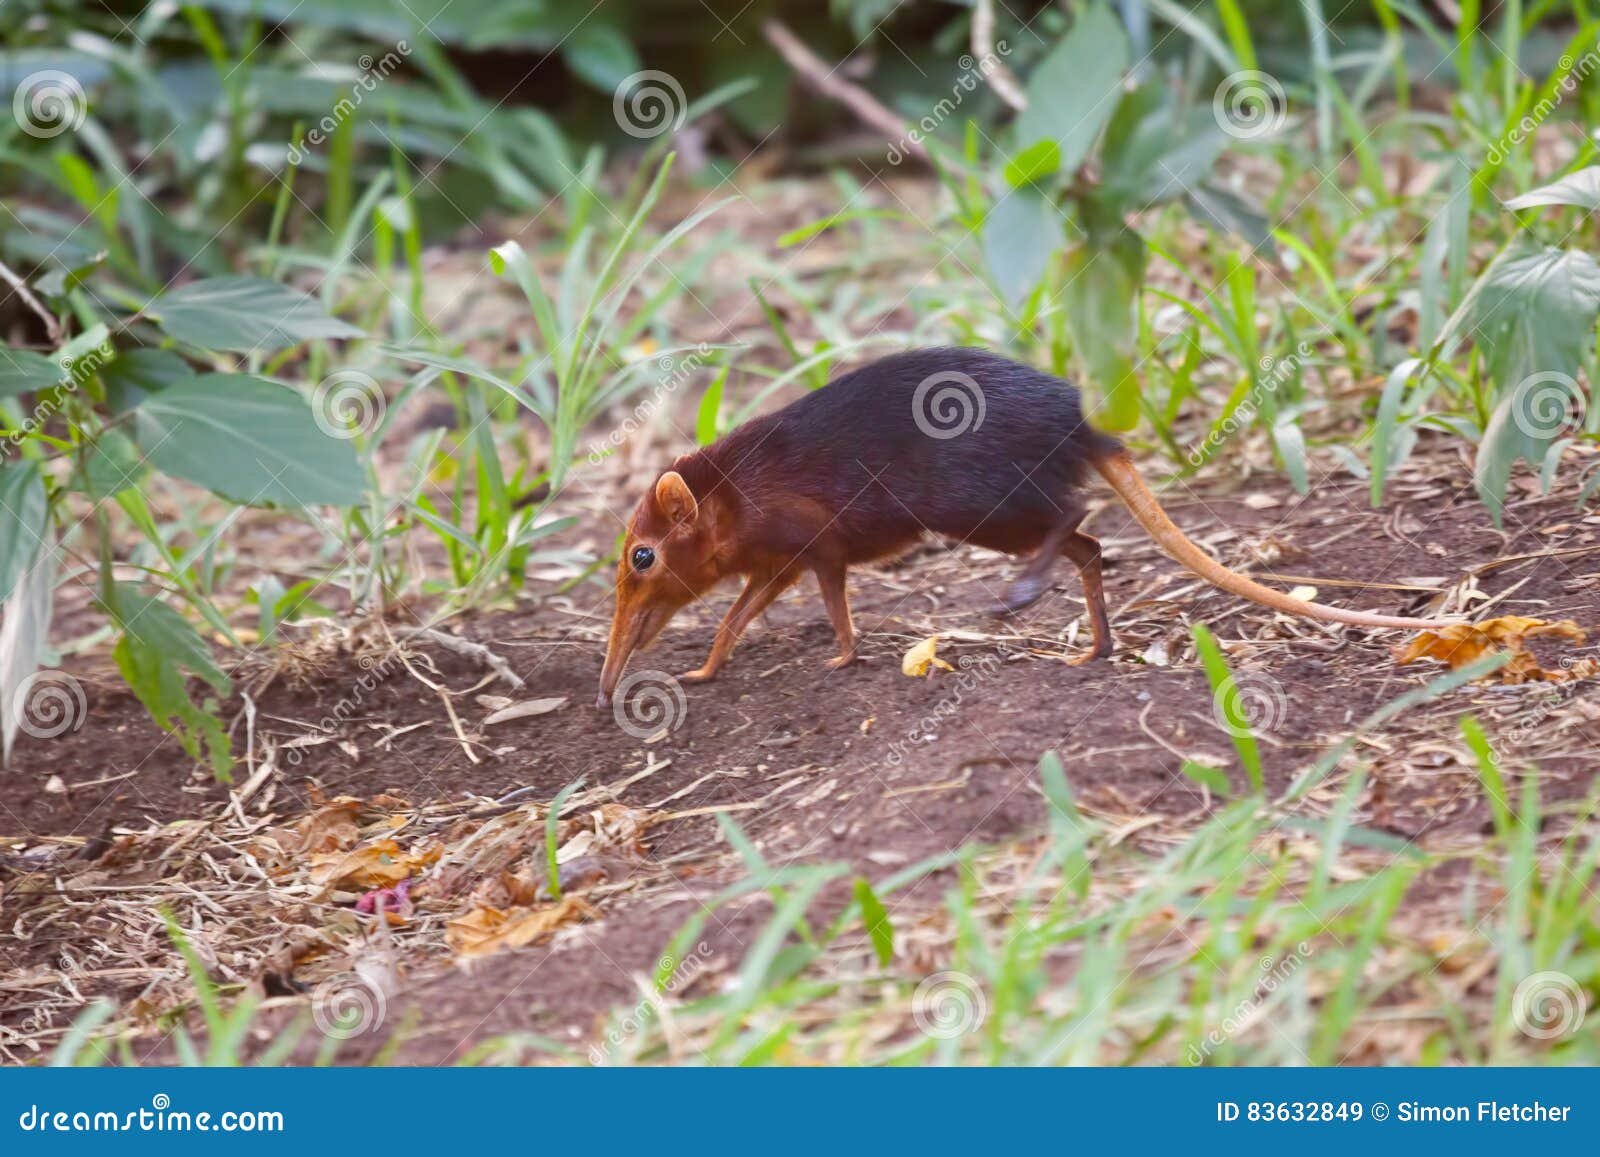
[591,802,655,856]
[290,798,361,855]
[497,865,544,907]
[446,896,595,960]
[309,838,441,890]
[1395,616,1596,684]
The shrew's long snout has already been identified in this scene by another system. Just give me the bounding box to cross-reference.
[596,610,637,710]
[596,594,674,710]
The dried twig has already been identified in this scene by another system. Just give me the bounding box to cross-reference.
[436,688,481,765]
[972,0,1028,111]
[0,259,63,345]
[762,19,928,162]
[401,627,525,689]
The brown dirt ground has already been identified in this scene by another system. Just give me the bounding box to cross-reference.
[5,434,1599,1063]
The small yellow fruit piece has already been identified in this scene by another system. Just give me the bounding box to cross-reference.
[902,636,954,677]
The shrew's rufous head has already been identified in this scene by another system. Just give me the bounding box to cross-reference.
[596,470,724,708]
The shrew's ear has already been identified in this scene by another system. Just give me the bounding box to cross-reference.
[654,471,698,524]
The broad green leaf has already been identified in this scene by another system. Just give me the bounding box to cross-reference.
[1061,227,1145,430]
[1465,244,1600,520]
[1183,182,1273,251]
[0,462,48,604]
[102,348,192,413]
[102,584,232,779]
[1477,372,1588,523]
[1100,85,1227,208]
[562,24,641,91]
[982,187,1063,307]
[1097,82,1165,203]
[79,428,146,499]
[1135,109,1228,203]
[1014,2,1129,169]
[0,526,55,766]
[1468,245,1600,389]
[1003,140,1062,189]
[0,347,65,399]
[133,374,365,507]
[1272,416,1309,494]
[105,585,230,691]
[57,324,111,371]
[853,878,894,966]
[151,275,362,353]
[1503,166,1600,212]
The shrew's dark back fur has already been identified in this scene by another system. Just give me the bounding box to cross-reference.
[673,348,1121,563]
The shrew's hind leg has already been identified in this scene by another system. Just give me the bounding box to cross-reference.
[993,507,1084,614]
[990,509,1116,662]
[1062,530,1114,664]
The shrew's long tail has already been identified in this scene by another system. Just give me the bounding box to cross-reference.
[1092,452,1452,630]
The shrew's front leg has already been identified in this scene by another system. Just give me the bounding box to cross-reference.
[812,560,858,671]
[680,566,799,683]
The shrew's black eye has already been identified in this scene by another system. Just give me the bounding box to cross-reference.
[631,546,656,572]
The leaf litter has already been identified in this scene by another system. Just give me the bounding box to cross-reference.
[1395,615,1597,683]
[1,764,666,1057]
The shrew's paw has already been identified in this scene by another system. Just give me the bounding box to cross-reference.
[992,575,1049,615]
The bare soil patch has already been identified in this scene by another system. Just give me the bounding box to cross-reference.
[5,440,1598,1063]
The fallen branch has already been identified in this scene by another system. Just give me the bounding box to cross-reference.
[973,0,1028,111]
[762,19,928,163]
[0,259,63,345]
[401,626,525,689]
